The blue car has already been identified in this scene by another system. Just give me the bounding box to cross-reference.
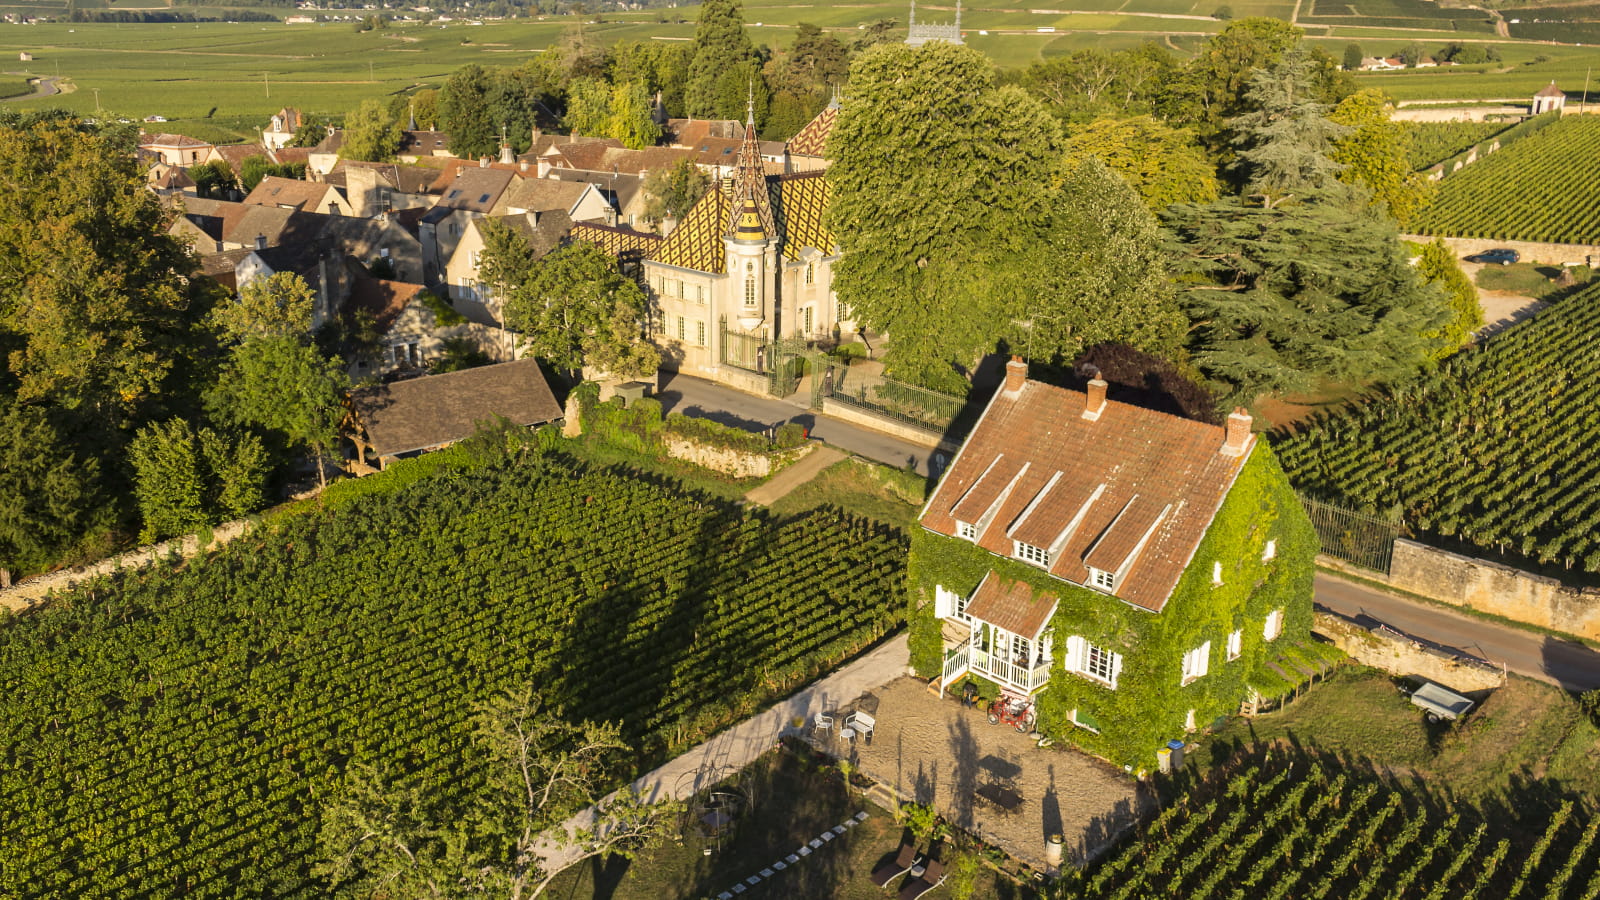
[1465,248,1520,265]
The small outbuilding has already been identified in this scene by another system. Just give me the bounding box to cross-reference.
[19,52,32,61]
[347,357,562,470]
[1533,82,1566,115]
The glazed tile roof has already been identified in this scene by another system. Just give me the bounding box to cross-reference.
[787,106,838,158]
[570,222,662,261]
[649,171,834,274]
[964,574,1059,640]
[920,367,1253,613]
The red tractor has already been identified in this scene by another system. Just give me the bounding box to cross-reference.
[987,695,1035,733]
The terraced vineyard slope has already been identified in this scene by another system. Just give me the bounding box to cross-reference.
[1277,281,1600,573]
[0,447,906,897]
[1413,116,1600,245]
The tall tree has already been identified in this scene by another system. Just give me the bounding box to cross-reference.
[340,98,403,163]
[684,0,758,118]
[316,688,680,900]
[1329,88,1432,226]
[187,160,238,200]
[439,65,499,159]
[0,399,99,588]
[1165,53,1450,404]
[128,418,209,543]
[498,242,658,379]
[1062,116,1219,210]
[206,336,348,488]
[1343,42,1364,71]
[1015,44,1177,125]
[639,159,710,226]
[563,78,612,137]
[0,118,205,424]
[287,116,328,148]
[210,272,316,344]
[827,42,1061,390]
[605,80,663,149]
[1414,238,1483,356]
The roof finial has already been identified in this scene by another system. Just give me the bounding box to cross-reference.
[955,0,961,31]
[909,0,916,27]
[746,78,755,126]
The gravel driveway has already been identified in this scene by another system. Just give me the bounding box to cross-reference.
[819,677,1153,870]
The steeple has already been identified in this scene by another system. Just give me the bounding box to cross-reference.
[726,83,774,240]
[408,102,418,131]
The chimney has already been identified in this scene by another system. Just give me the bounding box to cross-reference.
[254,233,267,250]
[519,160,529,172]
[536,158,551,178]
[1082,376,1108,421]
[499,143,515,165]
[660,214,678,238]
[604,205,617,227]
[1003,355,1027,394]
[479,156,490,168]
[1222,407,1253,457]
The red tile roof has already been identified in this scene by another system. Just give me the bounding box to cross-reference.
[920,367,1253,612]
[964,574,1058,639]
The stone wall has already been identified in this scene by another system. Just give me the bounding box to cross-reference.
[1383,540,1600,641]
[1403,234,1600,267]
[664,439,812,479]
[1312,611,1506,693]
[820,398,964,456]
[1391,105,1526,123]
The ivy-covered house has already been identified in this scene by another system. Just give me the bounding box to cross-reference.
[908,358,1322,766]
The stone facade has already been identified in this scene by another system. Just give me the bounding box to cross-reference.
[1385,539,1600,641]
[1312,611,1505,693]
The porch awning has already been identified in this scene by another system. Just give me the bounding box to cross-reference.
[965,573,1058,640]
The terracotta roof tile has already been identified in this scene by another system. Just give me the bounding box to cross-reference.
[139,132,214,149]
[921,373,1252,612]
[964,574,1058,639]
[242,175,339,211]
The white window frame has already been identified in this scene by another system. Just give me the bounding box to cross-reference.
[695,319,707,347]
[676,316,687,342]
[1227,629,1242,661]
[1181,641,1211,685]
[804,260,816,285]
[1088,567,1116,592]
[955,520,977,541]
[1065,635,1122,690]
[1263,539,1277,562]
[1264,609,1284,642]
[1013,540,1051,568]
[934,585,970,623]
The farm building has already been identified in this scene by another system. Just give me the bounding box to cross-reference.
[908,358,1322,767]
[1533,82,1567,115]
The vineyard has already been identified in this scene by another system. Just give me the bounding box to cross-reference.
[0,447,906,897]
[1403,120,1510,171]
[1276,280,1600,574]
[1065,753,1600,900]
[1413,116,1600,245]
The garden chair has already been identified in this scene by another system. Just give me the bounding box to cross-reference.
[869,838,922,888]
[897,857,946,900]
[813,711,834,735]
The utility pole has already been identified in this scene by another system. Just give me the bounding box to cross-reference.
[92,87,99,114]
[1583,67,1592,116]
[264,71,270,99]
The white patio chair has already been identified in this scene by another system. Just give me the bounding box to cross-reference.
[813,711,834,734]
[846,711,875,739]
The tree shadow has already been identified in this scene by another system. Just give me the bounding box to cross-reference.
[1539,634,1600,692]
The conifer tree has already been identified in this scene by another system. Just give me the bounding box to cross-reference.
[684,0,757,118]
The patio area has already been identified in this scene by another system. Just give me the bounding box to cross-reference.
[807,676,1153,871]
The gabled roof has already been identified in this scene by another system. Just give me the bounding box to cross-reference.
[919,365,1253,613]
[347,274,428,333]
[493,177,592,216]
[139,132,213,149]
[548,168,644,213]
[329,160,439,194]
[399,130,451,154]
[243,175,339,211]
[150,166,196,190]
[787,105,838,158]
[350,358,563,458]
[434,166,517,213]
[664,118,743,148]
[570,222,663,263]
[965,573,1058,640]
[211,143,267,175]
[1536,81,1565,98]
[475,210,574,262]
[271,146,312,166]
[648,171,835,274]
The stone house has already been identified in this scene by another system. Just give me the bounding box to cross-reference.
[242,175,346,215]
[342,271,516,378]
[1533,82,1567,115]
[262,107,302,151]
[138,132,216,167]
[418,165,519,284]
[444,211,574,326]
[909,359,1319,766]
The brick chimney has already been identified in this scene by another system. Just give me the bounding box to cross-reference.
[1003,356,1028,394]
[1082,376,1108,421]
[1222,407,1253,457]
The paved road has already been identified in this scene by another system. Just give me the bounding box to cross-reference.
[656,372,946,476]
[1315,572,1600,692]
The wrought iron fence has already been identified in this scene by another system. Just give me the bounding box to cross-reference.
[1297,494,1403,574]
[813,358,968,437]
[718,316,768,376]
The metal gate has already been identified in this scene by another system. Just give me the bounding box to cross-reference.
[1298,494,1403,574]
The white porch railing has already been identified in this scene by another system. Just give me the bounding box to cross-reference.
[942,642,1052,694]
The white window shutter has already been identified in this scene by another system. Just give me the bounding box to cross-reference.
[1065,635,1085,673]
[1110,652,1123,689]
[935,585,954,619]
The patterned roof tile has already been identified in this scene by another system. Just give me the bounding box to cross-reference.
[786,106,838,158]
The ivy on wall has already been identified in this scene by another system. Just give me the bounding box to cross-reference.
[908,443,1320,767]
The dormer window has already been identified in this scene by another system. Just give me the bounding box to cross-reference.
[1013,541,1051,568]
[956,520,977,541]
[1088,568,1116,592]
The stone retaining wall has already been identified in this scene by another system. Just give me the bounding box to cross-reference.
[1402,234,1600,267]
[1385,540,1600,641]
[820,398,963,455]
[664,438,812,479]
[1312,611,1506,693]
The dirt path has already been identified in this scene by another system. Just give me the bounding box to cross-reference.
[743,445,846,507]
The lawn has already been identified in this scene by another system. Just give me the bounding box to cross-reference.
[545,744,1039,900]
[767,456,929,530]
[1475,262,1593,300]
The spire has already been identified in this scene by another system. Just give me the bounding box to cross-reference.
[727,85,774,242]
[955,0,962,33]
[909,0,916,26]
[408,101,418,132]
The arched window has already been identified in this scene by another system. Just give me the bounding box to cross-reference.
[804,261,816,285]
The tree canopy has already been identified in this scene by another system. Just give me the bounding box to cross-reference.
[206,336,348,487]
[340,98,403,163]
[684,0,758,119]
[1329,88,1432,226]
[1062,116,1219,210]
[0,398,100,587]
[640,159,710,226]
[209,272,316,345]
[494,240,659,379]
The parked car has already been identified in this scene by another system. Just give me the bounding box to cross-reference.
[1465,248,1520,265]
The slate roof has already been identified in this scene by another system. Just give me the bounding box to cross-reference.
[399,130,452,155]
[350,358,563,458]
[787,105,838,158]
[919,367,1253,613]
[964,573,1059,640]
[649,171,834,274]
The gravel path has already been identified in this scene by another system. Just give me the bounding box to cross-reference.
[839,677,1153,870]
[743,445,846,506]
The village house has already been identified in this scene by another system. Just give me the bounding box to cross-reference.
[242,175,346,215]
[138,132,216,167]
[910,359,1319,767]
[639,108,844,393]
[418,165,520,284]
[171,197,424,284]
[262,107,302,150]
[340,269,518,378]
[324,161,439,217]
[546,168,648,229]
[443,210,575,326]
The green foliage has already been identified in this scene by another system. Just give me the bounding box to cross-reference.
[563,78,662,149]
[187,159,238,199]
[498,241,658,378]
[238,154,306,191]
[1344,42,1364,71]
[1413,115,1600,244]
[640,158,710,226]
[1276,280,1600,572]
[1159,18,1307,144]
[576,387,800,459]
[909,444,1317,766]
[286,116,328,149]
[417,289,466,327]
[900,802,941,840]
[430,336,493,374]
[1414,238,1483,355]
[0,449,905,895]
[1015,45,1178,125]
[129,418,269,542]
[0,399,100,584]
[1062,116,1219,211]
[946,850,981,900]
[210,271,315,344]
[1330,89,1433,226]
[339,98,402,162]
[206,335,349,477]
[683,0,758,119]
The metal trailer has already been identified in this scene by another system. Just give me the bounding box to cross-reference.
[1410,682,1475,722]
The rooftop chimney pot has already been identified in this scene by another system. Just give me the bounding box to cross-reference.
[1003,355,1027,394]
[1222,406,1253,457]
[1082,377,1108,421]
